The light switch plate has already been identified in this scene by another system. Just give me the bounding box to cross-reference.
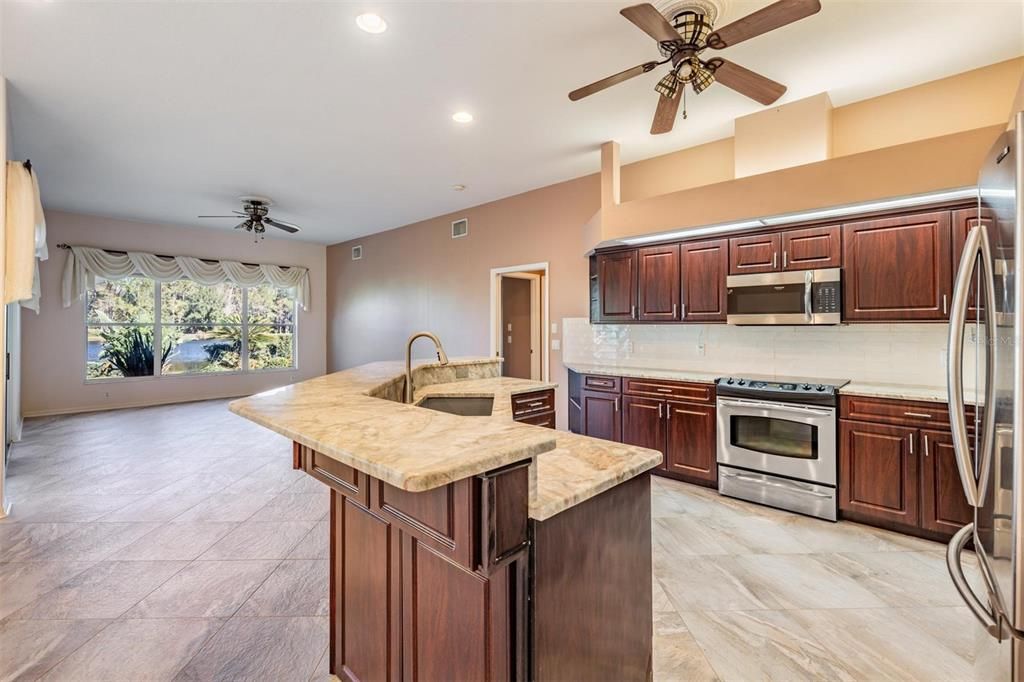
[551,323,558,334]
[552,339,561,351]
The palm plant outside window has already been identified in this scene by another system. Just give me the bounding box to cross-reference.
[86,276,296,380]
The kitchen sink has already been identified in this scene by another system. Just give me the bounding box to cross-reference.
[416,396,494,416]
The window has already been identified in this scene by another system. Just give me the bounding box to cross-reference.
[86,278,296,381]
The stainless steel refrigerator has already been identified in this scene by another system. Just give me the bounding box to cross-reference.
[946,109,1024,680]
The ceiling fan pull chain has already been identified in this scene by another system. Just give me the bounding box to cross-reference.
[682,86,688,120]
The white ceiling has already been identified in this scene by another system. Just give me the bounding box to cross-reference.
[3,1,1022,245]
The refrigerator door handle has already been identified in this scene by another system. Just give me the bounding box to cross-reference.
[947,224,997,507]
[946,524,1002,638]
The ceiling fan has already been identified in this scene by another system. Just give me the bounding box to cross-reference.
[569,0,821,134]
[198,196,301,239]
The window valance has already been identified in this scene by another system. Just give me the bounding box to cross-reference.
[61,245,311,311]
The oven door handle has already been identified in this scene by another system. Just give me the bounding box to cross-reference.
[717,397,834,417]
[720,470,834,498]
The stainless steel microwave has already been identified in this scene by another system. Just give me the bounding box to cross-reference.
[726,267,841,325]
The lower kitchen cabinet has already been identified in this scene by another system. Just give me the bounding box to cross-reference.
[919,429,974,534]
[664,401,717,485]
[621,396,663,453]
[839,419,920,529]
[580,389,621,442]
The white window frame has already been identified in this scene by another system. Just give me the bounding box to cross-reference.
[84,278,298,383]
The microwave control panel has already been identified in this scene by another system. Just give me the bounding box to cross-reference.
[812,282,841,314]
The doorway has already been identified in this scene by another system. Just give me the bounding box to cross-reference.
[490,263,549,381]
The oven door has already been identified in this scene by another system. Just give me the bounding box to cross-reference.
[716,397,837,486]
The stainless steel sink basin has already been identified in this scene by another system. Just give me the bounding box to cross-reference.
[416,396,494,416]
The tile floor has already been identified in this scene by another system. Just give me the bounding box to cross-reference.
[0,400,979,681]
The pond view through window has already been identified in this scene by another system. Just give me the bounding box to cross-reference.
[86,277,296,379]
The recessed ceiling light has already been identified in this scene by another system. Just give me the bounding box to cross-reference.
[452,184,467,191]
[452,111,474,124]
[355,13,387,34]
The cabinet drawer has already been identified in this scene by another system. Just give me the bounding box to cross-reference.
[623,377,713,403]
[839,395,970,429]
[582,375,621,393]
[516,411,555,429]
[511,389,554,418]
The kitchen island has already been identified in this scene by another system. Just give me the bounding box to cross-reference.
[229,358,661,681]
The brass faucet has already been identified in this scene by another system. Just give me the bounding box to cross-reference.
[404,332,450,403]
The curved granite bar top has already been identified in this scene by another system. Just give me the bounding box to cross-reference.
[229,358,662,521]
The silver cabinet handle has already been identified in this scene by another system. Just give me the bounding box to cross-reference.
[614,397,619,412]
[904,412,933,419]
[657,403,663,419]
[631,305,636,320]
[783,251,788,268]
[772,252,777,269]
[923,434,929,457]
[942,294,948,315]
[947,224,997,507]
[672,303,677,318]
[908,433,914,455]
[680,303,686,319]
[946,524,1002,637]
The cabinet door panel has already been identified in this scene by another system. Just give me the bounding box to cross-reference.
[621,396,664,471]
[843,211,952,321]
[681,238,728,322]
[781,225,841,271]
[637,245,680,321]
[729,233,780,275]
[580,389,621,442]
[839,420,919,527]
[920,429,973,535]
[597,251,638,322]
[664,401,717,486]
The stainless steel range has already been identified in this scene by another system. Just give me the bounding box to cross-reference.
[715,375,850,521]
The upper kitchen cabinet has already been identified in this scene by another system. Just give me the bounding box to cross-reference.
[780,225,841,271]
[729,233,780,274]
[680,238,728,322]
[595,250,638,322]
[637,245,680,321]
[842,211,952,321]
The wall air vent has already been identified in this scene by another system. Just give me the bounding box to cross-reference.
[451,218,469,239]
[352,245,363,260]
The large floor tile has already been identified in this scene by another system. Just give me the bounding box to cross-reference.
[15,522,162,562]
[13,560,187,620]
[0,618,111,682]
[170,493,278,524]
[39,618,225,682]
[250,492,329,522]
[97,489,216,523]
[237,560,329,617]
[127,560,280,618]
[653,632,719,682]
[0,523,79,562]
[731,553,888,610]
[0,561,97,621]
[817,550,974,607]
[657,555,775,612]
[111,522,237,561]
[1,494,145,523]
[287,520,329,560]
[199,520,315,560]
[174,616,328,681]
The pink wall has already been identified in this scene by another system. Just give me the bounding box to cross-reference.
[327,175,599,428]
[21,210,327,416]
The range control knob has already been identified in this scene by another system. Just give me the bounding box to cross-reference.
[802,384,812,390]
[816,385,827,392]
[738,380,747,386]
[726,378,734,385]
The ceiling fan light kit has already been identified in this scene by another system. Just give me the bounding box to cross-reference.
[569,0,822,134]
[197,195,302,242]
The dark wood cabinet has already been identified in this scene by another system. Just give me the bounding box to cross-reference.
[920,428,974,535]
[680,238,728,322]
[596,251,638,322]
[842,211,952,321]
[781,224,841,271]
[664,400,717,485]
[839,419,920,529]
[621,396,664,454]
[637,245,680,321]
[580,389,621,442]
[729,233,780,275]
[567,369,582,435]
[511,389,555,429]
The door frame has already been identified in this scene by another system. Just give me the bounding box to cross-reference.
[490,262,549,381]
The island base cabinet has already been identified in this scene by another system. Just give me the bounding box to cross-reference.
[531,473,653,681]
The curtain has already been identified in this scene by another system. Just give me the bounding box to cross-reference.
[4,161,47,311]
[61,245,311,311]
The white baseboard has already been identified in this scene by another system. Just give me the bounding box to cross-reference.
[22,393,253,418]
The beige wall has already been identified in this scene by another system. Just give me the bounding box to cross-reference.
[327,175,598,427]
[21,211,327,416]
[734,93,833,178]
[620,137,734,203]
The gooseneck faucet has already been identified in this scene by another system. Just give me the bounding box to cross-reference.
[404,332,450,403]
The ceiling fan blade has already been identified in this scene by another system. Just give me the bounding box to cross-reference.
[650,88,681,135]
[198,215,242,218]
[265,217,301,234]
[620,4,681,43]
[706,0,821,49]
[569,62,659,101]
[707,58,786,105]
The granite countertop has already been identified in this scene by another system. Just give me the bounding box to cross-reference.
[230,359,662,522]
[565,362,719,384]
[414,377,663,521]
[840,381,949,403]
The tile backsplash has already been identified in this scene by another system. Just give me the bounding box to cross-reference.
[562,318,971,387]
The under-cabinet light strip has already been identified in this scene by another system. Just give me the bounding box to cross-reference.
[618,187,977,246]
